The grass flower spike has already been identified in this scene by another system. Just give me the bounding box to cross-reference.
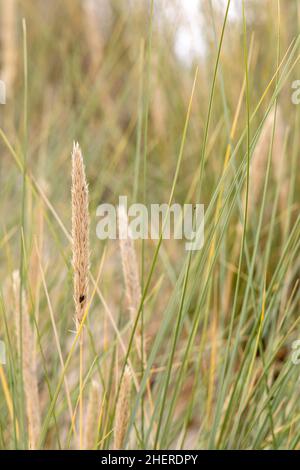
[71,142,90,327]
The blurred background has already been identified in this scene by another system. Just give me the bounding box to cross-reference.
[1,0,299,254]
[0,0,299,450]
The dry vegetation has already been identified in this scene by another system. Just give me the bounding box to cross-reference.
[0,0,299,450]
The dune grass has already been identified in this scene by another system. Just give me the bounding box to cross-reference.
[0,0,299,450]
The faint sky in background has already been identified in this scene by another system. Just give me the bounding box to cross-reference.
[86,0,241,65]
[168,0,241,63]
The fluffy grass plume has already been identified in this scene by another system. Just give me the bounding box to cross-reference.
[83,0,104,72]
[118,205,146,361]
[71,142,90,327]
[114,366,132,450]
[12,271,41,450]
[84,380,102,449]
[118,205,141,317]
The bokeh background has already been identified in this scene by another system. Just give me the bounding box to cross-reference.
[0,0,299,450]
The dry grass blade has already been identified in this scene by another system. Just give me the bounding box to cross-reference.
[118,205,141,316]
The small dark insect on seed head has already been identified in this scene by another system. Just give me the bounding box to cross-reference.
[79,295,85,303]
